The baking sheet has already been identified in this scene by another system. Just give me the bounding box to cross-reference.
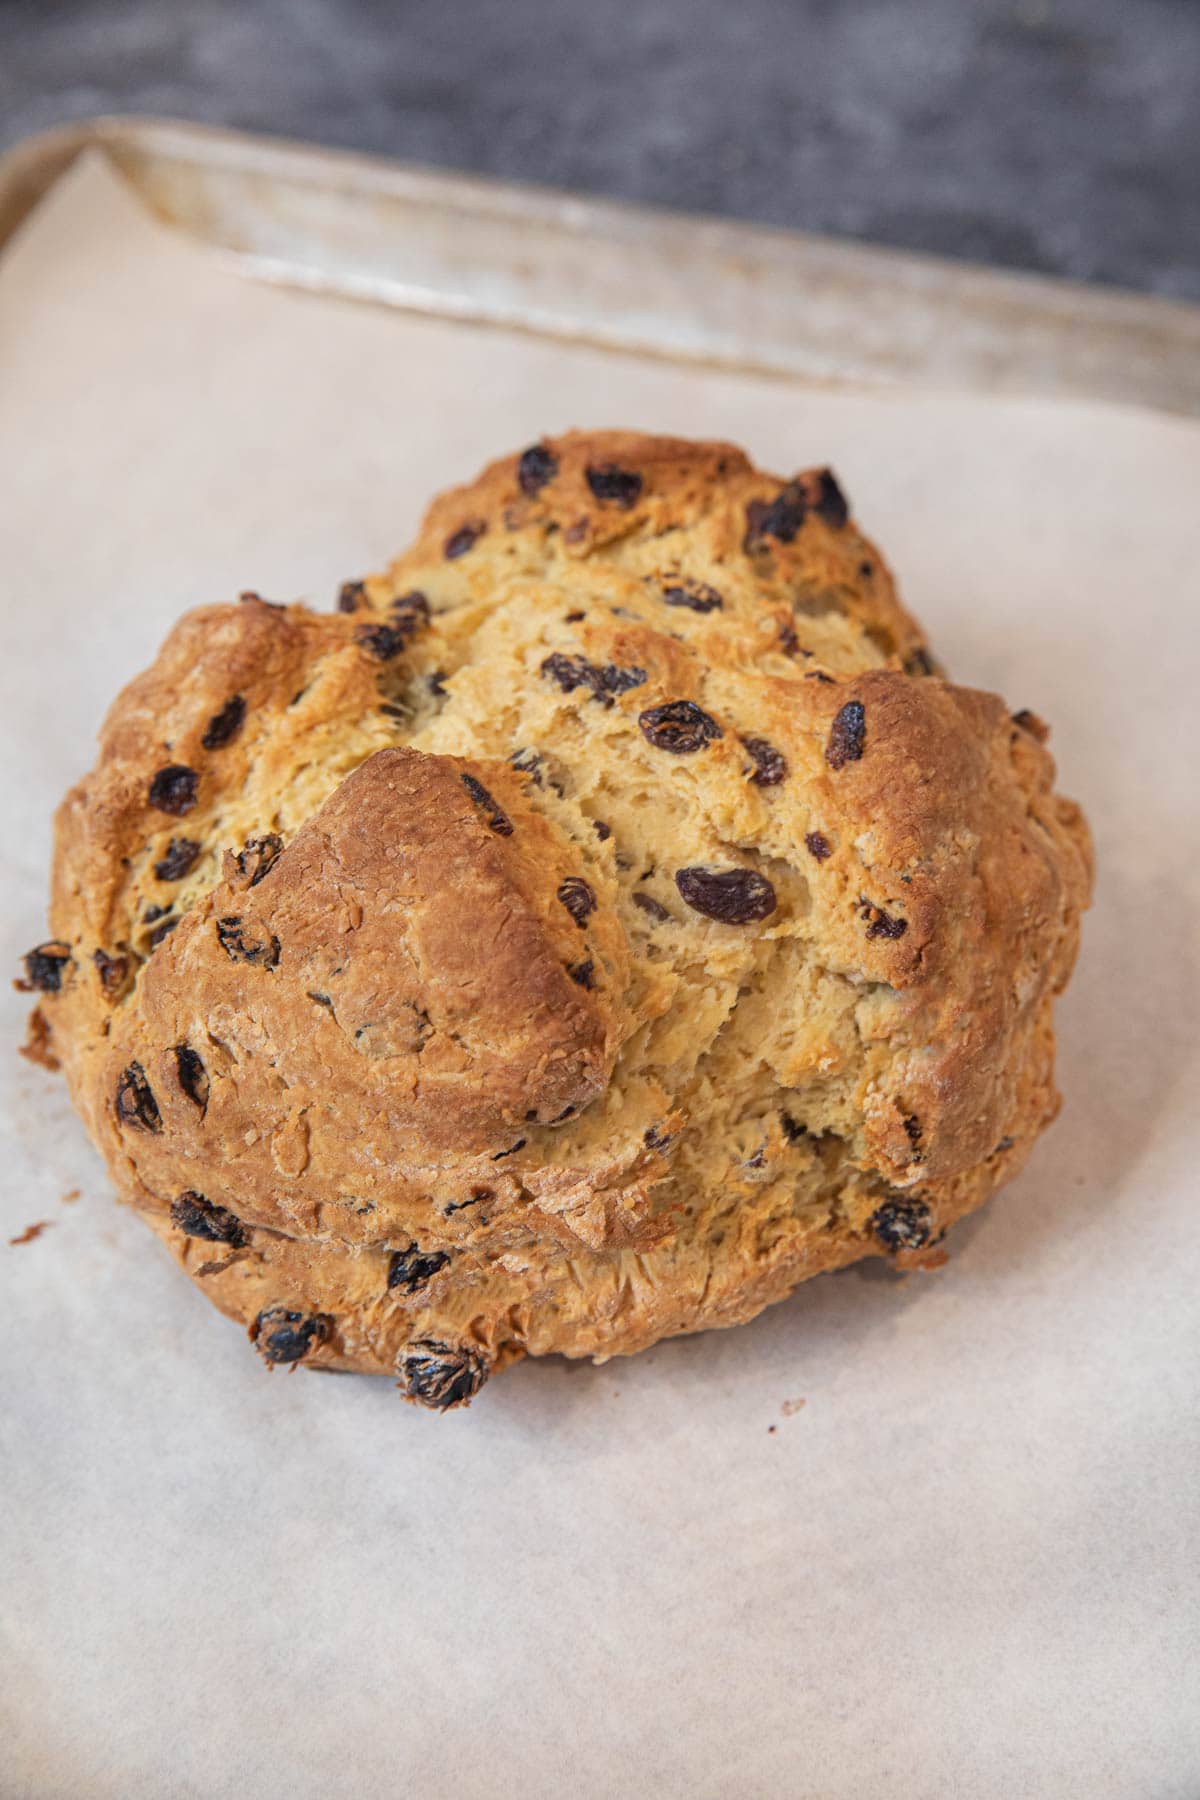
[2,152,1198,1800]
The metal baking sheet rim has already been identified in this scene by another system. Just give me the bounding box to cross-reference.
[2,114,1198,415]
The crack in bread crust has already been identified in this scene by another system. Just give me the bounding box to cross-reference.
[36,431,1092,1407]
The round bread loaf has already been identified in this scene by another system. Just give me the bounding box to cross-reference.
[24,432,1092,1407]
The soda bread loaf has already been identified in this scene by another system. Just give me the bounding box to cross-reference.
[24,432,1092,1408]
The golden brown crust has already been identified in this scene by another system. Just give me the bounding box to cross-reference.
[34,431,1091,1408]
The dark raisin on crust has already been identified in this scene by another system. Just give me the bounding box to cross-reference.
[174,1043,209,1111]
[115,1062,161,1133]
[396,1339,489,1410]
[143,904,170,925]
[337,579,367,613]
[539,652,646,705]
[778,621,801,655]
[200,694,247,751]
[804,832,832,861]
[869,1198,932,1251]
[356,622,406,662]
[461,773,514,836]
[781,1114,808,1143]
[567,959,595,988]
[813,468,849,527]
[444,519,486,559]
[93,949,128,996]
[825,700,866,769]
[867,915,907,941]
[662,582,723,613]
[153,837,200,882]
[601,663,647,695]
[428,670,448,697]
[592,820,612,841]
[1012,708,1049,741]
[638,699,723,754]
[902,1114,924,1161]
[17,942,72,993]
[252,1306,329,1366]
[904,646,936,677]
[806,670,835,685]
[674,866,777,924]
[541,651,602,695]
[390,590,431,640]
[235,834,283,886]
[518,442,558,496]
[632,891,670,922]
[387,1244,452,1294]
[171,1190,246,1247]
[148,765,199,816]
[744,482,806,550]
[644,1123,674,1151]
[585,463,643,508]
[861,901,907,941]
[216,917,282,968]
[557,876,597,928]
[741,735,788,786]
[147,917,177,949]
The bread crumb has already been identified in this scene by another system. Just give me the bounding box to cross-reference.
[9,1221,52,1246]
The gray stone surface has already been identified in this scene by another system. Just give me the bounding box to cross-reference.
[2,0,1198,300]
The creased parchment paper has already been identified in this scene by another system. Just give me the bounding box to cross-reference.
[2,153,1198,1800]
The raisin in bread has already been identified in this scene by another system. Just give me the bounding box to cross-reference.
[25,432,1092,1408]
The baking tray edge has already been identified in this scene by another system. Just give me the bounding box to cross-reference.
[2,115,1198,416]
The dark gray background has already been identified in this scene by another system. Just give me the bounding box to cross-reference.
[3,0,1198,301]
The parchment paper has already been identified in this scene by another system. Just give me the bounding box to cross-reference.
[2,154,1198,1800]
